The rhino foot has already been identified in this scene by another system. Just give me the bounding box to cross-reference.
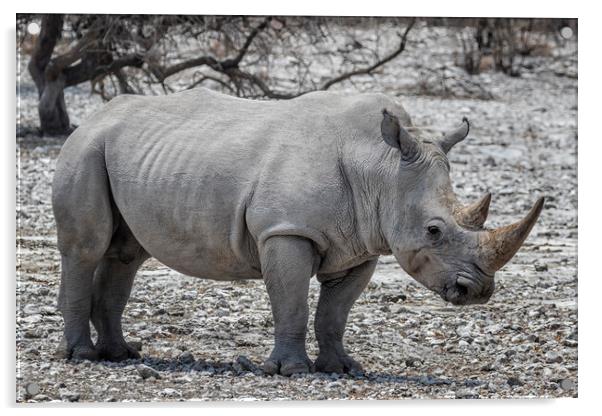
[95,340,141,362]
[263,351,312,376]
[55,336,99,361]
[314,351,363,374]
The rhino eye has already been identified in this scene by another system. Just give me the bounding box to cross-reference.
[427,225,442,241]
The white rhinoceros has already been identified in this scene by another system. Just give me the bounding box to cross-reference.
[52,88,543,375]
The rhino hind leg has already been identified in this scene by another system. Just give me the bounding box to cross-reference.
[91,218,149,362]
[55,256,103,361]
[260,236,317,376]
[314,259,377,374]
[53,148,115,361]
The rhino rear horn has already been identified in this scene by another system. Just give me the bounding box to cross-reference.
[438,118,470,154]
[457,192,491,229]
[381,109,419,161]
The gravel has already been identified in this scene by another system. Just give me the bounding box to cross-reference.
[16,23,577,401]
[136,364,161,380]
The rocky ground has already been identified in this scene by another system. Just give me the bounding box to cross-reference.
[16,23,577,402]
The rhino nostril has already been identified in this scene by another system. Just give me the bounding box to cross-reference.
[454,281,469,297]
[442,275,477,303]
[455,275,475,295]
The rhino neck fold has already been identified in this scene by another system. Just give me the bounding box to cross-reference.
[337,150,393,257]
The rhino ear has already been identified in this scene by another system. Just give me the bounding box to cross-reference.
[437,117,470,154]
[381,109,419,160]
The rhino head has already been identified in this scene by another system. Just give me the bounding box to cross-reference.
[379,109,544,305]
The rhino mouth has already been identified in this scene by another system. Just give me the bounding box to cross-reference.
[440,267,494,305]
[441,281,469,305]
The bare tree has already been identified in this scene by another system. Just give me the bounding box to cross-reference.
[25,15,147,134]
[20,14,415,136]
[456,18,563,76]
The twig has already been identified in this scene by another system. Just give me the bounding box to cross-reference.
[320,18,415,90]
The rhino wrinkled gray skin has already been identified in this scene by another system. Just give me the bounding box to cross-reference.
[52,88,544,375]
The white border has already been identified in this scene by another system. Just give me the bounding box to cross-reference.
[3,1,599,414]
[9,1,581,17]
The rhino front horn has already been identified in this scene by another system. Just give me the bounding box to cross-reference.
[457,192,491,229]
[479,197,545,272]
[438,117,470,154]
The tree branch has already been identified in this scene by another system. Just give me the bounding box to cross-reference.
[152,17,270,82]
[225,68,302,99]
[186,73,235,93]
[47,31,100,76]
[152,56,221,82]
[320,18,415,90]
[221,17,271,68]
[220,19,415,100]
[64,53,144,87]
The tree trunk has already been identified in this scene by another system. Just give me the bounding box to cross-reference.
[27,14,72,135]
[38,75,71,135]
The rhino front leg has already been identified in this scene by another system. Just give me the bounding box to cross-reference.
[260,236,318,376]
[314,259,377,374]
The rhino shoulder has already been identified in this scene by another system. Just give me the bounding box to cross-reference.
[302,91,412,128]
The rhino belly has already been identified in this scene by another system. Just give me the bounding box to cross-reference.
[104,136,263,280]
[115,191,262,280]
